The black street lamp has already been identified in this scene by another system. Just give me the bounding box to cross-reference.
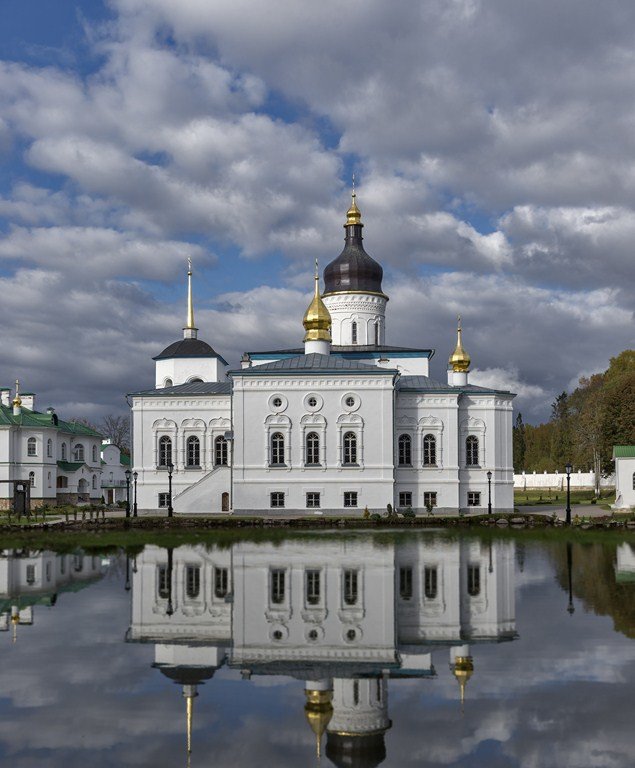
[167,462,174,518]
[565,462,572,525]
[486,470,492,516]
[566,541,575,615]
[125,469,131,519]
[132,471,138,518]
[125,553,131,592]
[166,547,174,617]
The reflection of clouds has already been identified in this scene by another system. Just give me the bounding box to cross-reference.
[0,543,632,767]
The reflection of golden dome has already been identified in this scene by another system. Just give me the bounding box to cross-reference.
[305,687,333,757]
[453,656,474,704]
[449,316,471,373]
[303,262,332,343]
[10,614,19,624]
[346,191,362,226]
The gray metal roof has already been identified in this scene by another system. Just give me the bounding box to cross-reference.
[398,376,513,396]
[153,337,229,366]
[249,345,433,356]
[232,353,398,375]
[129,381,231,397]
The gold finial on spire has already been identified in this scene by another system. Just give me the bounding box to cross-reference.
[345,174,362,226]
[452,656,474,711]
[303,261,332,343]
[449,315,471,372]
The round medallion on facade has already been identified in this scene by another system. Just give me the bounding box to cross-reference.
[305,626,325,643]
[270,625,289,641]
[268,394,288,413]
[341,392,361,412]
[303,392,324,413]
[343,626,362,643]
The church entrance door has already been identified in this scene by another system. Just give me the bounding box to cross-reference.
[221,492,229,512]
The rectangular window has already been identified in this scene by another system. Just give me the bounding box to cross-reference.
[157,566,169,599]
[344,491,358,508]
[306,492,320,508]
[306,569,321,606]
[424,566,438,599]
[399,567,413,600]
[271,569,285,604]
[270,492,285,508]
[467,565,481,596]
[423,491,437,508]
[158,492,169,508]
[186,566,200,599]
[467,492,481,507]
[26,565,36,585]
[60,557,66,575]
[214,567,229,599]
[344,569,358,606]
[398,491,412,507]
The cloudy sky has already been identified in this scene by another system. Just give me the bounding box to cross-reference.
[0,0,633,422]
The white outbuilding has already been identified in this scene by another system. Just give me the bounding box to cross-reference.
[613,446,635,510]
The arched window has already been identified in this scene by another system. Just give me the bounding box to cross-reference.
[423,434,437,466]
[215,436,228,466]
[271,433,285,466]
[47,471,51,488]
[343,432,357,466]
[351,321,358,344]
[398,434,412,466]
[305,432,320,466]
[632,472,635,490]
[186,566,200,599]
[73,443,84,462]
[47,438,53,458]
[158,436,172,467]
[164,378,173,388]
[374,321,380,346]
[61,442,67,460]
[29,471,35,488]
[92,474,97,489]
[466,435,479,466]
[92,445,97,462]
[27,437,37,457]
[186,436,200,467]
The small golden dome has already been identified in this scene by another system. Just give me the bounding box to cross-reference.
[12,379,21,408]
[305,687,333,758]
[346,191,362,226]
[303,261,332,343]
[449,316,471,372]
[453,656,474,704]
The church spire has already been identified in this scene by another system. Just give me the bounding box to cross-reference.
[183,684,198,767]
[448,316,471,386]
[183,258,198,340]
[345,175,362,227]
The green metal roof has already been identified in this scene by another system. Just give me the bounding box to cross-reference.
[57,461,84,473]
[0,405,102,437]
[120,453,131,465]
[613,446,635,458]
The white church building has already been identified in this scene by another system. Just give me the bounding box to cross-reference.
[130,195,515,515]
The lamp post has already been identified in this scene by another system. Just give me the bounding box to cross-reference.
[565,462,572,525]
[125,469,131,519]
[132,471,138,518]
[486,471,492,516]
[167,462,174,518]
[125,553,131,592]
[566,541,575,615]
[166,547,174,617]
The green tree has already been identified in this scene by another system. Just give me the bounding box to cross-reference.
[513,412,526,470]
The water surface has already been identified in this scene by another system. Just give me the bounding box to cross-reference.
[0,533,633,767]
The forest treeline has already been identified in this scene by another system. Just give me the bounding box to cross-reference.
[514,350,635,474]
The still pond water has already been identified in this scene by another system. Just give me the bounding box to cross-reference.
[0,532,634,768]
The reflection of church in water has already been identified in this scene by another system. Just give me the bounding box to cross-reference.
[0,549,105,642]
[127,537,517,766]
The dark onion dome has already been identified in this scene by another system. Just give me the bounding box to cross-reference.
[153,337,228,365]
[325,732,387,768]
[323,193,385,298]
[155,665,217,686]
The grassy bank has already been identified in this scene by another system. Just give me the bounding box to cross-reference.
[514,489,615,507]
[0,511,632,552]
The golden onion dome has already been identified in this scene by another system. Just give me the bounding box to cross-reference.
[453,656,474,704]
[303,262,332,343]
[449,316,471,373]
[12,379,21,408]
[346,191,362,226]
[304,687,333,758]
